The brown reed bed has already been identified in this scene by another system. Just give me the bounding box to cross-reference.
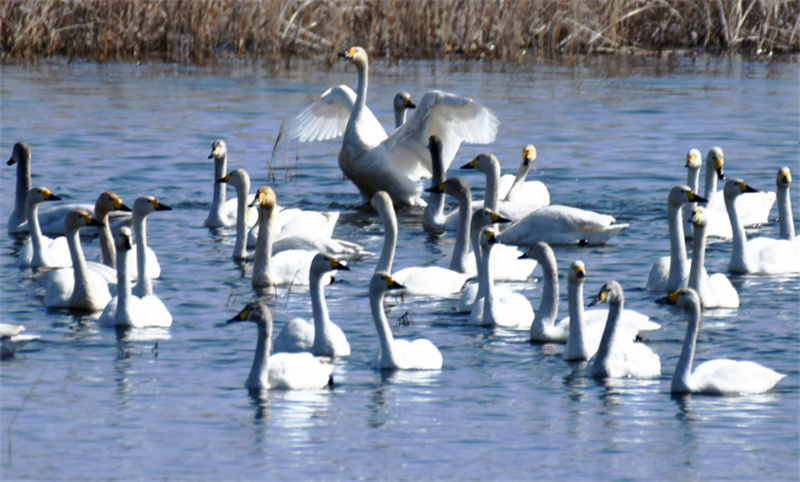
[2,0,798,65]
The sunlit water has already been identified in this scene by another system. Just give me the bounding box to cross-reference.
[1,55,798,480]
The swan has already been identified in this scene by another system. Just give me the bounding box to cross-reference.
[226,301,333,390]
[523,242,563,341]
[131,196,171,297]
[496,205,629,247]
[332,46,499,206]
[98,226,172,328]
[666,288,785,394]
[724,179,800,274]
[470,229,534,329]
[94,191,132,269]
[369,272,443,370]
[687,206,739,309]
[422,135,451,234]
[1,323,40,358]
[645,185,708,293]
[500,144,550,205]
[272,253,351,357]
[370,191,398,273]
[43,210,111,312]
[461,152,545,221]
[204,140,257,229]
[393,92,416,127]
[682,148,702,233]
[18,187,71,268]
[7,142,94,235]
[776,167,797,241]
[589,281,661,379]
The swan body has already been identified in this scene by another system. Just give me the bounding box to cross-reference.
[589,281,661,379]
[776,167,797,241]
[687,206,739,309]
[272,254,351,357]
[1,323,40,358]
[204,140,257,228]
[725,179,800,274]
[666,288,784,394]
[43,210,111,312]
[226,302,333,390]
[646,185,708,292]
[99,226,172,327]
[370,272,443,370]
[497,205,629,247]
[333,46,499,207]
[130,196,171,297]
[18,187,71,268]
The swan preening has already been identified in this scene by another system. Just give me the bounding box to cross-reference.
[226,301,333,390]
[687,206,739,309]
[1,323,40,358]
[665,288,784,395]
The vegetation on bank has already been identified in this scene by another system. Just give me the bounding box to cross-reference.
[2,0,798,65]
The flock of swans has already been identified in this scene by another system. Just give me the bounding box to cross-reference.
[4,46,796,398]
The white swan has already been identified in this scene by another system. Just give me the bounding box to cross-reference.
[776,167,797,241]
[645,185,708,292]
[18,187,71,268]
[667,288,785,394]
[226,301,333,390]
[43,210,111,312]
[272,253,351,357]
[496,205,629,247]
[687,206,739,309]
[131,196,171,297]
[500,144,550,205]
[204,140,257,229]
[94,191,132,269]
[1,323,40,358]
[461,152,545,221]
[330,46,499,206]
[589,281,661,379]
[682,148,702,234]
[369,272,443,369]
[724,178,800,274]
[99,226,172,328]
[392,92,416,128]
[523,242,563,341]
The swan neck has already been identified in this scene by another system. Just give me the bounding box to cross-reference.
[725,194,748,272]
[688,223,707,290]
[480,244,496,326]
[27,202,44,257]
[233,179,249,260]
[370,288,396,366]
[253,207,273,286]
[449,189,472,273]
[247,322,271,389]
[471,226,485,300]
[566,280,587,356]
[211,156,227,216]
[778,185,795,240]
[67,228,90,292]
[98,211,116,268]
[667,201,688,290]
[354,59,368,113]
[484,160,500,211]
[14,158,31,223]
[116,248,132,323]
[704,162,717,199]
[593,297,622,368]
[538,251,559,321]
[375,203,397,273]
[394,107,406,129]
[422,156,446,233]
[133,214,152,297]
[672,301,701,392]
[310,270,331,352]
[504,161,531,201]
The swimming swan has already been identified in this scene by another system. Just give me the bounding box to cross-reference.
[666,288,785,394]
[645,185,708,292]
[500,144,550,205]
[589,281,661,379]
[332,46,499,206]
[43,210,111,312]
[724,179,800,274]
[226,301,333,390]
[94,191,132,269]
[496,205,629,247]
[131,196,171,297]
[18,187,71,268]
[99,226,172,328]
[204,140,257,229]
[369,272,443,370]
[1,323,40,358]
[687,206,739,309]
[272,254,351,357]
[776,167,797,241]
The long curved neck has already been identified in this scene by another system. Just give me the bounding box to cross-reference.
[13,158,31,225]
[133,214,152,297]
[211,156,228,216]
[375,203,397,273]
[531,252,559,336]
[247,322,271,390]
[115,248,132,323]
[351,60,368,123]
[483,161,501,211]
[394,107,406,129]
[778,185,795,240]
[27,202,45,260]
[253,207,273,285]
[684,168,700,222]
[667,201,688,290]
[423,158,446,233]
[370,289,396,366]
[449,189,472,273]
[593,297,622,369]
[671,301,701,392]
[688,223,707,292]
[233,180,250,260]
[504,162,531,202]
[98,211,116,268]
[566,280,587,356]
[704,162,717,199]
[480,244,496,326]
[471,225,485,300]
[66,228,90,299]
[311,269,332,353]
[725,194,749,273]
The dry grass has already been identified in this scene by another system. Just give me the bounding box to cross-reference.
[1,0,798,64]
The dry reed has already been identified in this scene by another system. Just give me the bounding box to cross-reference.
[2,0,798,65]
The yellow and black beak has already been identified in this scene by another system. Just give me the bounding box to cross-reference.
[216,172,233,184]
[115,197,132,212]
[588,288,608,307]
[120,234,133,251]
[485,230,498,245]
[715,158,726,180]
[42,189,62,202]
[151,199,172,211]
[7,157,15,166]
[424,181,447,193]
[82,212,104,227]
[738,181,758,193]
[384,275,404,290]
[656,290,682,305]
[227,306,250,324]
[488,211,511,224]
[574,266,586,280]
[328,257,350,271]
[460,158,477,169]
[688,192,708,203]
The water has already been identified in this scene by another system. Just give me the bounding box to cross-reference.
[1,55,798,480]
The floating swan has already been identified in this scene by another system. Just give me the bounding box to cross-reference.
[682,148,702,234]
[1,323,40,358]
[724,178,800,274]
[666,288,785,394]
[589,281,661,379]
[776,167,797,241]
[496,205,629,247]
[369,272,443,369]
[272,253,351,357]
[646,185,708,292]
[461,151,545,221]
[318,46,498,206]
[226,301,333,390]
[687,206,739,309]
[99,226,172,328]
[18,187,71,268]
[500,144,550,205]
[204,140,256,229]
[43,210,111,312]
[131,196,171,297]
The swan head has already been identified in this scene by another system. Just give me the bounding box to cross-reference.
[723,178,758,200]
[395,92,416,111]
[522,144,537,166]
[216,168,249,189]
[461,153,498,172]
[133,196,172,216]
[518,241,553,263]
[657,287,701,310]
[689,205,707,227]
[588,280,623,307]
[208,140,227,161]
[115,226,133,252]
[370,271,404,296]
[252,185,277,210]
[95,191,131,218]
[471,208,510,232]
[479,228,500,253]
[7,142,31,166]
[65,209,103,233]
[777,166,792,189]
[311,253,350,275]
[568,260,587,284]
[707,146,725,180]
[339,46,368,66]
[227,301,273,330]
[26,186,61,206]
[685,148,701,170]
[668,185,707,207]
